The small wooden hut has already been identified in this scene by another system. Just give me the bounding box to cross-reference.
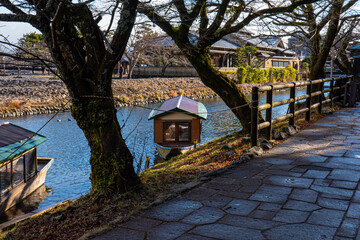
[148,95,207,159]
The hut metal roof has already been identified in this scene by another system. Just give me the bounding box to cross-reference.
[148,95,207,120]
[0,123,47,163]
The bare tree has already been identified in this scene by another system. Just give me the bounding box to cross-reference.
[125,22,153,78]
[333,18,360,75]
[139,0,318,133]
[268,0,357,79]
[0,0,141,193]
[140,34,191,76]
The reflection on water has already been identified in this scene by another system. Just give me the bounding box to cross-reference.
[0,185,51,223]
[0,90,306,222]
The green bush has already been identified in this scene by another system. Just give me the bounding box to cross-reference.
[245,66,254,83]
[286,65,297,81]
[236,66,247,84]
[237,66,298,84]
[302,62,309,72]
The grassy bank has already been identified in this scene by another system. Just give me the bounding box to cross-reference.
[0,106,330,240]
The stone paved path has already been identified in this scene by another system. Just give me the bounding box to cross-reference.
[95,107,360,240]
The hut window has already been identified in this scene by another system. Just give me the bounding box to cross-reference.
[25,150,36,179]
[0,162,11,194]
[163,121,191,143]
[179,123,190,142]
[164,123,176,141]
[13,156,24,185]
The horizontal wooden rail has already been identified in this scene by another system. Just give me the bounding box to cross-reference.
[251,75,353,147]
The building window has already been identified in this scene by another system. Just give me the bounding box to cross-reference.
[272,61,290,68]
[163,121,191,143]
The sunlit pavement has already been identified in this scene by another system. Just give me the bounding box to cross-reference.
[95,106,360,240]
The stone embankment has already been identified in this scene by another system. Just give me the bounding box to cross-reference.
[0,74,255,119]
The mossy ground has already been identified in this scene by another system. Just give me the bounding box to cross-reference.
[0,106,333,240]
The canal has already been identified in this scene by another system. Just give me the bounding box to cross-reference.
[0,88,306,223]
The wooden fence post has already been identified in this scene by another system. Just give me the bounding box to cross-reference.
[344,81,349,106]
[349,76,357,107]
[265,85,273,140]
[318,79,323,113]
[306,81,312,121]
[338,78,343,101]
[145,157,150,170]
[251,86,259,147]
[330,78,334,108]
[289,82,296,126]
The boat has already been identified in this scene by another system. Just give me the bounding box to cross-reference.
[148,95,207,159]
[0,122,53,213]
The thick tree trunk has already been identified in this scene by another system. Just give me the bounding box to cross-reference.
[186,49,253,133]
[71,94,140,193]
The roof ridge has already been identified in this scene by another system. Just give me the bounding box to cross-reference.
[176,95,183,109]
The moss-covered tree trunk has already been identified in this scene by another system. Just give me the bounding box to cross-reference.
[72,97,139,193]
[6,0,143,193]
[186,49,252,132]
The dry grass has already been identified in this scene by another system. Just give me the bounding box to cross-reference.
[0,100,28,111]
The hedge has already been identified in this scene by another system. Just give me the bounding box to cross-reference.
[237,66,298,84]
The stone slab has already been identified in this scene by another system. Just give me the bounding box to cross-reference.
[264,223,337,240]
[121,217,161,231]
[148,222,193,240]
[250,185,292,203]
[273,209,309,223]
[290,189,318,203]
[94,227,145,240]
[337,218,360,238]
[303,170,330,179]
[264,175,313,188]
[346,203,360,218]
[327,169,360,181]
[331,180,358,190]
[310,185,354,198]
[223,199,259,216]
[284,200,320,211]
[220,215,282,230]
[317,197,350,211]
[190,223,264,240]
[181,207,225,225]
[145,198,202,221]
[307,209,345,227]
[202,194,233,208]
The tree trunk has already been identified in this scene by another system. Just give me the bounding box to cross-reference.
[161,65,168,76]
[69,77,140,193]
[186,49,253,133]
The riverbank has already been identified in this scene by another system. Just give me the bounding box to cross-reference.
[0,74,257,118]
[0,108,328,240]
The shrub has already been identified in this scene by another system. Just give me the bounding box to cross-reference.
[245,66,254,83]
[286,65,297,81]
[236,66,247,84]
[237,66,298,84]
[268,67,275,82]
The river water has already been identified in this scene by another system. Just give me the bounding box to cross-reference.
[0,88,306,223]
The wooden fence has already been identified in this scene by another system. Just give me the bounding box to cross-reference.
[251,76,353,147]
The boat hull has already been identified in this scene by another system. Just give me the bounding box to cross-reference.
[156,143,194,159]
[0,158,53,213]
